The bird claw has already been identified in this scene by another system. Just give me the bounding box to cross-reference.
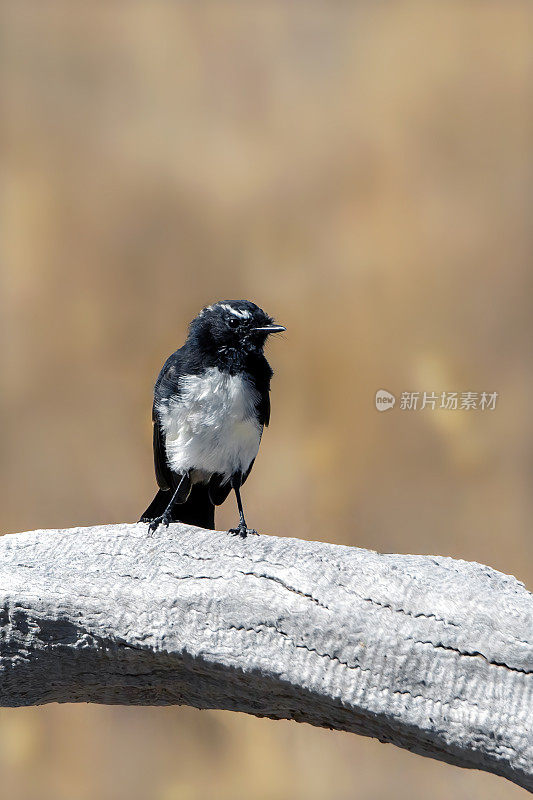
[147,513,171,536]
[229,525,258,539]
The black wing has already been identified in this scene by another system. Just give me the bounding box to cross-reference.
[257,393,270,427]
[152,412,172,490]
[151,349,185,492]
[251,353,273,427]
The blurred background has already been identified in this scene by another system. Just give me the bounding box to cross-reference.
[1,2,532,798]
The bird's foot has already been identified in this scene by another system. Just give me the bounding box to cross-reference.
[147,512,171,536]
[229,523,258,539]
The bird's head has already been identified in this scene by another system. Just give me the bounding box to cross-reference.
[188,300,285,359]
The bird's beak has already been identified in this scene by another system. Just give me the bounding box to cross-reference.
[253,325,286,333]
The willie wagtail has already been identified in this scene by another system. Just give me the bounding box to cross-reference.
[140,300,285,536]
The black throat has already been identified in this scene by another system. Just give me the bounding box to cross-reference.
[185,330,268,377]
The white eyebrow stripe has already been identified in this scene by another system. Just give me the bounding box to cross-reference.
[220,304,251,319]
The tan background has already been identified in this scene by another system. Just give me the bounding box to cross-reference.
[1,3,532,799]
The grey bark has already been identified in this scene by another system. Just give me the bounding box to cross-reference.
[0,524,532,791]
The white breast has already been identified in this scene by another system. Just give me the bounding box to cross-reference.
[157,367,262,482]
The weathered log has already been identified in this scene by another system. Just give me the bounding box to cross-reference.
[0,523,531,790]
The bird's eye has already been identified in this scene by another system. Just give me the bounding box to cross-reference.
[227,317,239,328]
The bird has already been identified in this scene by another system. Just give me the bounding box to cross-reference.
[140,300,285,537]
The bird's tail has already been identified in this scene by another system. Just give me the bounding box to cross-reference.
[140,485,215,530]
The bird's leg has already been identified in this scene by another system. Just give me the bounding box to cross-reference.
[148,472,191,535]
[229,473,258,538]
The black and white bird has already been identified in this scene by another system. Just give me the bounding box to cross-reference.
[140,300,285,536]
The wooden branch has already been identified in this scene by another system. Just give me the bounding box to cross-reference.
[0,524,532,790]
